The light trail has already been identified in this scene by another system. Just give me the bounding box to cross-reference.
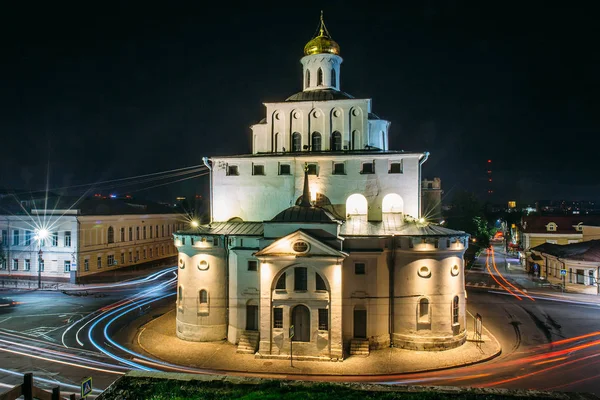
[484,248,522,300]
[0,367,104,395]
[489,247,534,301]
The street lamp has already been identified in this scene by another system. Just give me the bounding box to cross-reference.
[35,228,49,289]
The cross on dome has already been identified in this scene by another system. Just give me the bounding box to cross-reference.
[304,11,340,56]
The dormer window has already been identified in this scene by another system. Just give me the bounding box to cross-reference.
[547,222,557,232]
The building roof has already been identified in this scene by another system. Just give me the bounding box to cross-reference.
[340,214,467,237]
[178,222,264,236]
[285,89,354,102]
[522,215,600,234]
[270,205,338,223]
[531,240,600,262]
[210,150,423,159]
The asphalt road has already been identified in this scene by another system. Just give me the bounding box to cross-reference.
[2,249,600,397]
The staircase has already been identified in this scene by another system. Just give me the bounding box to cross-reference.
[349,338,369,356]
[236,331,260,354]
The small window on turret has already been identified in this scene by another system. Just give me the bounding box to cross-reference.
[331,68,336,87]
[317,68,323,86]
[305,69,310,88]
[227,165,239,176]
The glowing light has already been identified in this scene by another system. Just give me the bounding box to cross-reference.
[190,220,199,228]
[110,194,117,198]
[35,228,49,241]
[418,217,425,224]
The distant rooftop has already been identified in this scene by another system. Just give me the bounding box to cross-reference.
[531,240,600,262]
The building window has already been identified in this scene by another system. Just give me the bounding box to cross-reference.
[318,308,328,330]
[248,260,258,271]
[292,132,302,152]
[149,248,153,258]
[294,267,308,291]
[38,259,44,272]
[333,162,345,175]
[199,289,208,304]
[120,227,125,242]
[355,262,366,275]
[51,232,58,247]
[12,230,19,246]
[64,260,71,272]
[315,273,326,291]
[252,164,265,176]
[182,237,186,245]
[547,222,557,232]
[136,250,139,262]
[136,227,140,240]
[311,132,322,151]
[276,273,286,290]
[84,259,89,271]
[97,256,102,269]
[178,286,184,305]
[389,161,403,174]
[149,226,153,239]
[305,69,310,87]
[452,296,459,324]
[120,253,125,265]
[279,163,291,175]
[419,298,430,324]
[273,308,283,328]
[331,131,342,151]
[24,230,32,246]
[213,237,220,246]
[331,68,336,86]
[12,259,18,270]
[292,241,309,253]
[143,226,147,240]
[162,225,165,237]
[24,259,30,271]
[127,227,132,241]
[227,165,239,176]
[317,67,323,85]
[0,260,5,270]
[1,230,7,244]
[143,249,147,259]
[306,163,318,175]
[361,162,375,174]
[107,227,114,244]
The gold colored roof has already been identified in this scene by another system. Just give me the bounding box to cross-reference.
[304,11,340,56]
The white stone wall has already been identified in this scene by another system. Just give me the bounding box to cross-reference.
[227,247,261,344]
[211,153,422,222]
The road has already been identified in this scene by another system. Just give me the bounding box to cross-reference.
[2,248,600,396]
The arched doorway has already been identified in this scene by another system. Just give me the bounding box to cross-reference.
[291,305,310,342]
[382,193,404,214]
[346,194,368,216]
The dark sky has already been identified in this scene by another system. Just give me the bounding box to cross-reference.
[1,1,599,204]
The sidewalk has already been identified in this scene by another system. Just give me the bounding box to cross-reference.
[133,309,501,376]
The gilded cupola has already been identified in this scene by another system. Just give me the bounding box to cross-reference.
[303,11,340,56]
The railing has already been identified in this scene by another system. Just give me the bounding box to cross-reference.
[0,373,76,400]
[0,279,60,290]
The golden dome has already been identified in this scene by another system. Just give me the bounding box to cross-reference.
[304,12,340,56]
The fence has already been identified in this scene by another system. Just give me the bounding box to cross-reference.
[0,373,76,400]
[0,279,60,290]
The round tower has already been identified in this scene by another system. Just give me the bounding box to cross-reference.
[175,233,227,341]
[301,12,343,91]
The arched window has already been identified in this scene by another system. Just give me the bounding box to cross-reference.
[107,227,114,244]
[305,69,310,87]
[292,132,302,152]
[178,286,183,304]
[311,132,322,151]
[199,289,208,304]
[315,273,326,291]
[317,68,323,86]
[331,131,342,151]
[418,298,430,324]
[120,227,125,242]
[351,130,359,150]
[452,296,459,324]
[331,68,336,87]
[274,133,279,152]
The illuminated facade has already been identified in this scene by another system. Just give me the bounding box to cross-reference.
[175,16,469,359]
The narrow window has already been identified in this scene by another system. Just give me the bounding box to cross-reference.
[107,254,114,266]
[333,162,345,175]
[331,131,342,151]
[12,230,19,246]
[306,163,318,175]
[149,248,153,258]
[252,164,265,176]
[136,227,140,240]
[213,237,220,246]
[276,272,286,290]
[121,253,125,265]
[294,267,308,291]
[25,259,31,271]
[389,161,403,174]
[199,289,208,304]
[273,308,283,328]
[227,165,239,176]
[331,68,336,87]
[24,230,32,246]
[12,259,18,270]
[317,68,323,86]
[178,286,183,305]
[143,226,147,240]
[279,164,291,175]
[143,249,147,259]
[355,262,366,275]
[161,225,165,237]
[452,296,459,324]
[315,273,326,291]
[149,226,153,239]
[419,298,430,323]
[1,230,6,244]
[120,227,125,242]
[51,232,58,246]
[318,308,328,330]
[361,162,375,174]
[107,227,115,244]
[97,256,102,269]
[305,69,310,87]
[64,260,71,272]
[311,132,322,151]
[128,227,133,241]
[292,132,302,152]
[84,259,89,271]
[248,260,258,271]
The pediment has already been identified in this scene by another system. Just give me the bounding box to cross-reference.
[255,229,346,258]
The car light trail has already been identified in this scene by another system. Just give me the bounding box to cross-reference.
[489,247,534,301]
[484,248,522,300]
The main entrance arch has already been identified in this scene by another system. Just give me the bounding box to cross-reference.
[291,305,310,342]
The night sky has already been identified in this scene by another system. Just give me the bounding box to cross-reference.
[1,2,599,204]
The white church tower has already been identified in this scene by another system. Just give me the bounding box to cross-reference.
[175,14,469,360]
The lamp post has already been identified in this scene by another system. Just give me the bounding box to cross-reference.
[35,228,49,289]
